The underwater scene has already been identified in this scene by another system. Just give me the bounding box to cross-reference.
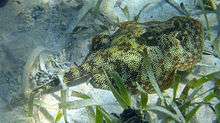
[0,0,220,122]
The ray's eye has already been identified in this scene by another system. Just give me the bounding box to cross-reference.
[91,34,111,52]
[173,20,181,29]
[0,0,8,8]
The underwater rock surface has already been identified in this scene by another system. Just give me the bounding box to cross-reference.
[0,0,8,8]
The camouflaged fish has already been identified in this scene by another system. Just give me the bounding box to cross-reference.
[64,16,204,94]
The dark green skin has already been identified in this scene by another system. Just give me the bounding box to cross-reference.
[64,16,204,94]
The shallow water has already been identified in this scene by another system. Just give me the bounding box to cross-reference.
[0,0,220,123]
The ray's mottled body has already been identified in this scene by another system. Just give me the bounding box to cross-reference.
[64,16,204,94]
